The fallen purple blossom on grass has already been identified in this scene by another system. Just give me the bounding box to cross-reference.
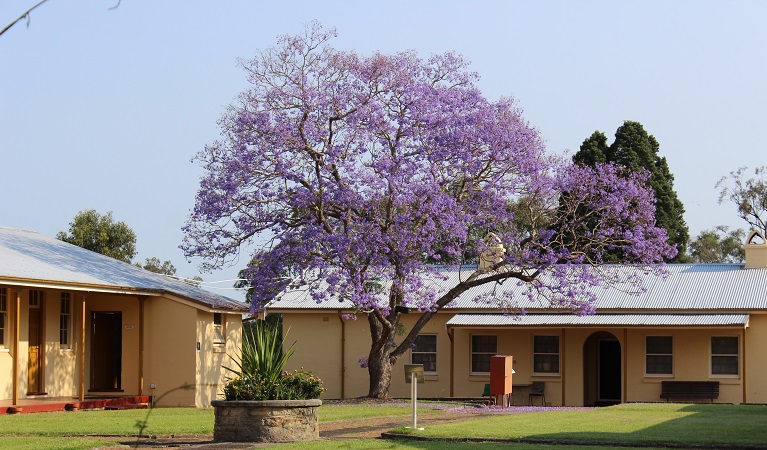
[444,405,597,414]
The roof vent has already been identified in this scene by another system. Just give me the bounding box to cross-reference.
[744,230,767,269]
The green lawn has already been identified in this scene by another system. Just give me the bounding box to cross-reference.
[0,408,214,436]
[0,403,438,449]
[2,402,765,450]
[0,403,438,438]
[275,439,640,450]
[394,403,767,447]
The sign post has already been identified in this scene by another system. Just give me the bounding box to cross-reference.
[404,364,425,430]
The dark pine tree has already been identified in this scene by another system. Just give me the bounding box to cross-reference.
[573,121,689,262]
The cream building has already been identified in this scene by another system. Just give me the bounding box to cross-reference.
[270,231,767,406]
[0,227,246,409]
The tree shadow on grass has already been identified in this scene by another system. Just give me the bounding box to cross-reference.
[504,403,767,449]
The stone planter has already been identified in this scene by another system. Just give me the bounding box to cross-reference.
[211,399,321,443]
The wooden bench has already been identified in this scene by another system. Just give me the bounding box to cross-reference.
[660,381,719,401]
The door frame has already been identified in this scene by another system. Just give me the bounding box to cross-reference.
[90,311,123,391]
[597,337,621,402]
[27,291,45,394]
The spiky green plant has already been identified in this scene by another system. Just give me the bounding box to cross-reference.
[225,321,294,385]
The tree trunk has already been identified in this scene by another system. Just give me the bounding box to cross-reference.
[366,313,396,399]
[367,343,394,399]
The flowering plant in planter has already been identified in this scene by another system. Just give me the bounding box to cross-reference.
[222,322,324,400]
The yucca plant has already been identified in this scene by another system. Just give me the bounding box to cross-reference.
[222,321,323,400]
[225,320,294,385]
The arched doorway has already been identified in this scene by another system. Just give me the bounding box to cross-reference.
[583,331,621,406]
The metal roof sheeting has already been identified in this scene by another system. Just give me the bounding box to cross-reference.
[268,264,767,312]
[446,313,750,327]
[0,227,247,311]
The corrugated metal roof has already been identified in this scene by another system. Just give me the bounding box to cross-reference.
[268,263,767,312]
[0,227,247,311]
[446,313,750,327]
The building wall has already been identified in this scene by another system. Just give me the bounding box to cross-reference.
[144,296,197,406]
[0,288,22,400]
[196,311,242,406]
[0,288,79,400]
[283,313,345,398]
[1,285,245,406]
[282,311,761,405]
[43,289,78,397]
[745,313,767,403]
[84,292,141,396]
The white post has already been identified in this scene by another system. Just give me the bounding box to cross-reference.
[411,371,417,429]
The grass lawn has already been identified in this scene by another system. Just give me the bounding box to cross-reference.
[2,402,765,449]
[394,403,767,447]
[0,408,214,436]
[0,403,440,437]
[0,402,441,449]
[277,439,642,450]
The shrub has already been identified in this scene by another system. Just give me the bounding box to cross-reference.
[223,370,324,401]
[222,321,324,400]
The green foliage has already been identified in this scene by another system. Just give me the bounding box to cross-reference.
[717,166,767,236]
[56,209,137,263]
[223,370,324,401]
[572,131,610,166]
[227,319,294,384]
[572,121,689,261]
[135,257,177,275]
[689,226,745,263]
[223,320,323,400]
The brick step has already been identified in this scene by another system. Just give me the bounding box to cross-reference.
[105,404,149,410]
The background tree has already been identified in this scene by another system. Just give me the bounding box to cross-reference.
[57,209,137,263]
[572,121,689,261]
[717,166,767,237]
[688,226,745,263]
[182,23,675,398]
[136,257,177,276]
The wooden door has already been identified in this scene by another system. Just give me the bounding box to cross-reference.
[28,308,43,393]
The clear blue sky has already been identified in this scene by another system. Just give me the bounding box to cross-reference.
[2,1,765,301]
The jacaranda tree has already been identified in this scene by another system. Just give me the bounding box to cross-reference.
[182,22,676,398]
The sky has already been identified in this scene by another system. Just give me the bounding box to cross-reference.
[2,1,765,302]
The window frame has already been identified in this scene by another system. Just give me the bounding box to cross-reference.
[29,289,42,308]
[410,334,437,374]
[645,336,673,376]
[711,336,739,377]
[59,292,72,349]
[213,312,226,348]
[0,287,7,349]
[533,335,561,375]
[470,334,497,374]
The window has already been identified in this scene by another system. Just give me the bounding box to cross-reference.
[711,336,739,375]
[213,313,225,347]
[60,292,71,349]
[411,335,437,373]
[471,335,497,373]
[645,336,673,375]
[29,290,42,308]
[533,335,560,374]
[0,288,6,348]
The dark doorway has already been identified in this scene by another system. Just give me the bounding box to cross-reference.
[91,312,122,391]
[598,338,621,402]
[583,331,622,406]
